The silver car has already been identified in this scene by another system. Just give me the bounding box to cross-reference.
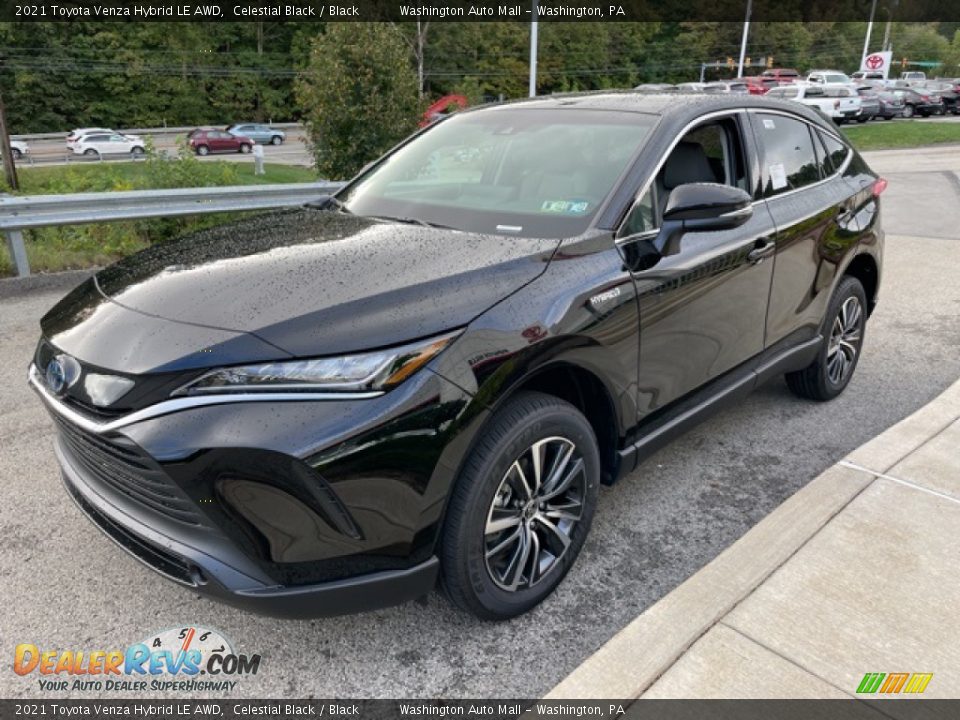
[226,124,286,145]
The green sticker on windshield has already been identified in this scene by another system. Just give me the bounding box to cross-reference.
[541,200,590,215]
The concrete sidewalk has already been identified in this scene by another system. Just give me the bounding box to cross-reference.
[549,377,960,700]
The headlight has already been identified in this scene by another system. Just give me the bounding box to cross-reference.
[172,331,459,396]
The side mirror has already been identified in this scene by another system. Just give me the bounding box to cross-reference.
[655,183,753,256]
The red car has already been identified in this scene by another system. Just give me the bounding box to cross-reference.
[420,94,469,127]
[188,128,253,156]
[739,76,781,95]
[761,68,802,83]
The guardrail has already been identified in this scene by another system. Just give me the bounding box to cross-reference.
[1,181,345,278]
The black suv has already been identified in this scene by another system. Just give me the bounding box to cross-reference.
[32,93,884,620]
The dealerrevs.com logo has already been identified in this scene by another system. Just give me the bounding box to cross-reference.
[14,626,261,693]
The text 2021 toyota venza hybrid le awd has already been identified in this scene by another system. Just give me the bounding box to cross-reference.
[32,94,884,620]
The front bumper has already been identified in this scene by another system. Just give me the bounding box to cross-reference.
[59,449,438,618]
[32,359,475,617]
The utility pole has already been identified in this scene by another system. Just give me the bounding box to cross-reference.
[0,90,19,191]
[737,0,752,78]
[529,0,538,97]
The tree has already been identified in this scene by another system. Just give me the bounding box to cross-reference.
[296,23,420,179]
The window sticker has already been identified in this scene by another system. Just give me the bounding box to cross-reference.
[769,163,788,190]
[763,118,776,130]
[541,200,590,215]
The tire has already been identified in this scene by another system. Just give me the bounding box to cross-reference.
[857,116,868,123]
[196,145,209,156]
[270,135,283,145]
[11,148,21,160]
[131,147,144,157]
[83,148,97,156]
[902,104,914,118]
[239,144,252,154]
[785,276,867,402]
[440,391,600,620]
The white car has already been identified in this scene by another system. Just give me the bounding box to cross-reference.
[66,127,114,147]
[766,83,863,123]
[806,70,855,86]
[72,132,145,157]
[2,139,29,159]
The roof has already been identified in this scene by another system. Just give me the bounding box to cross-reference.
[468,90,834,129]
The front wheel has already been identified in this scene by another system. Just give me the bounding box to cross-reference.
[902,104,915,118]
[11,148,22,159]
[131,147,144,157]
[195,145,209,156]
[239,144,252,154]
[785,276,867,402]
[270,135,283,145]
[440,392,600,620]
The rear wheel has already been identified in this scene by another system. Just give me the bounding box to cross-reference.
[131,146,144,157]
[440,392,600,620]
[83,148,97,156]
[11,148,21,159]
[902,104,915,118]
[785,276,867,402]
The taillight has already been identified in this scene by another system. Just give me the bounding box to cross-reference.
[872,178,888,197]
[834,99,841,108]
[921,95,930,101]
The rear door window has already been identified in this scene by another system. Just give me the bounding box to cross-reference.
[751,113,821,197]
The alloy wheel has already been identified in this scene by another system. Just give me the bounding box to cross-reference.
[827,296,863,385]
[484,436,586,592]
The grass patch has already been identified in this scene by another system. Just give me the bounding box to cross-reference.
[1,159,319,277]
[842,119,960,150]
[13,161,317,194]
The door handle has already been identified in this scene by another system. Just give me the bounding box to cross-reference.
[747,237,776,264]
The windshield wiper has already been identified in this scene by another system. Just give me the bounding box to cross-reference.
[307,195,352,214]
[370,215,455,230]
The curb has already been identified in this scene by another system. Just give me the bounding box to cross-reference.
[547,376,960,700]
[0,269,94,300]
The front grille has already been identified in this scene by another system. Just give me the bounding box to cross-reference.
[54,415,203,526]
[64,477,198,586]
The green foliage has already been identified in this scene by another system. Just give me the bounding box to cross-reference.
[296,23,420,179]
[2,21,960,138]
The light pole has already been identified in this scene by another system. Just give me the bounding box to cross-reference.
[529,1,538,97]
[861,0,878,68]
[737,0,752,78]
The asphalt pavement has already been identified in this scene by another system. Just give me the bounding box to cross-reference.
[0,150,958,699]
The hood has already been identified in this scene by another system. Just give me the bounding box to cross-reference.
[45,208,558,369]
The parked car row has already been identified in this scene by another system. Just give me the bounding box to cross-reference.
[643,66,959,123]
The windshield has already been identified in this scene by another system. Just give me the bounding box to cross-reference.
[825,74,851,84]
[339,108,655,238]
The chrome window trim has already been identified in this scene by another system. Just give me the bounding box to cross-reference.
[28,364,384,436]
[615,105,853,245]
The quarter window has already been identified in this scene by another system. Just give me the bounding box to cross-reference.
[752,113,820,197]
[817,131,851,175]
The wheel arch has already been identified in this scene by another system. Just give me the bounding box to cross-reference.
[843,252,879,315]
